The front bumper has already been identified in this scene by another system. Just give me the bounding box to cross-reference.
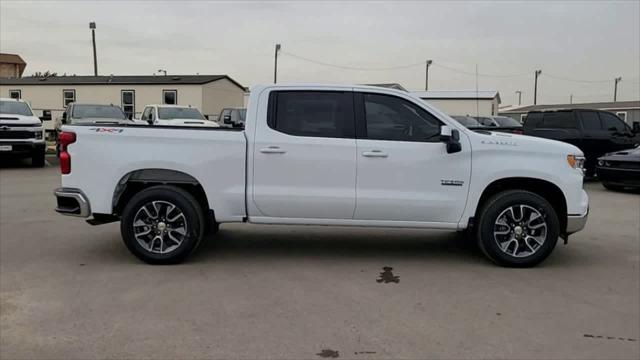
[596,167,640,187]
[566,207,588,234]
[54,188,91,217]
[0,140,45,157]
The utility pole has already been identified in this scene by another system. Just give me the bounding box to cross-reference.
[274,44,281,83]
[614,77,622,102]
[533,70,542,105]
[425,59,433,91]
[89,22,98,76]
[515,90,522,106]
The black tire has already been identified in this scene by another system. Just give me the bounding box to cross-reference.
[120,185,205,264]
[31,149,45,167]
[602,182,624,191]
[476,190,559,268]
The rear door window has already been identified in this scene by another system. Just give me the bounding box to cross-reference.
[543,112,576,128]
[580,111,602,131]
[268,91,354,138]
[524,113,543,128]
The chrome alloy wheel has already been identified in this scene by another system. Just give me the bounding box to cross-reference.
[133,201,188,254]
[493,204,547,258]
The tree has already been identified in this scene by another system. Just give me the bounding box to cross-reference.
[30,71,58,78]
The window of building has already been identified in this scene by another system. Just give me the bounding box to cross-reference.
[616,112,627,123]
[121,90,135,119]
[580,111,602,131]
[63,89,76,107]
[267,91,354,138]
[9,90,21,99]
[163,90,177,105]
[600,112,626,133]
[362,93,441,142]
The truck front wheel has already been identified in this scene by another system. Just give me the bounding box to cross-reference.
[120,185,205,264]
[476,190,559,268]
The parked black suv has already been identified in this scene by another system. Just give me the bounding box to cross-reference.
[523,109,640,176]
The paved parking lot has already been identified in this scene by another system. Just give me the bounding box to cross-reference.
[1,158,639,359]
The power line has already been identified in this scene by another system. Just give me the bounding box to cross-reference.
[281,51,424,71]
[431,63,529,78]
[541,73,614,83]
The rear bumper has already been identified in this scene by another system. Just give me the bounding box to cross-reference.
[54,188,91,217]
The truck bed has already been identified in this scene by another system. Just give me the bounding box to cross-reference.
[61,124,248,222]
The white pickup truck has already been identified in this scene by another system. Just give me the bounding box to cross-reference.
[139,104,219,127]
[54,84,589,267]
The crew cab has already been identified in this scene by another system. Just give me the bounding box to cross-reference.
[0,98,47,167]
[523,109,640,176]
[140,104,219,127]
[53,84,589,267]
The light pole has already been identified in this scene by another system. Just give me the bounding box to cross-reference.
[89,22,98,76]
[533,70,542,105]
[614,77,622,102]
[425,59,433,91]
[157,69,167,76]
[274,44,281,83]
[515,90,522,106]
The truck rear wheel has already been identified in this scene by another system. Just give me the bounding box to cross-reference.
[476,190,559,268]
[120,185,205,264]
[32,148,45,167]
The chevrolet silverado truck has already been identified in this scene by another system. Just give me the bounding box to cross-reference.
[0,97,47,167]
[139,104,219,127]
[53,84,589,267]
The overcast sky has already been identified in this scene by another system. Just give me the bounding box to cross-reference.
[1,0,639,105]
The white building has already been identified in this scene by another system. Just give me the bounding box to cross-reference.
[411,90,501,117]
[0,75,246,124]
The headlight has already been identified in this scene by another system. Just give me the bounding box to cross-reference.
[567,155,585,171]
[35,130,43,140]
[597,160,604,166]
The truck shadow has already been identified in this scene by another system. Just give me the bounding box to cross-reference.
[191,225,487,265]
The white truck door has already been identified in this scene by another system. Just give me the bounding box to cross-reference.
[252,90,357,219]
[353,92,471,223]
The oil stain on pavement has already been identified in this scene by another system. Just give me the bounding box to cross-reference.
[376,266,399,284]
[316,349,340,358]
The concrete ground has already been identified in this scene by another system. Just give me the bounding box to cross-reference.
[1,158,639,360]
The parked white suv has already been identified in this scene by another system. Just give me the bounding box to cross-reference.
[54,84,588,267]
[139,104,219,127]
[0,98,47,167]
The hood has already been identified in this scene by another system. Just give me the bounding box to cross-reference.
[470,130,582,156]
[156,119,220,127]
[0,113,42,126]
[600,146,640,161]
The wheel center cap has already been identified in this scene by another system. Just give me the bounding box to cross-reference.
[514,226,524,236]
[157,222,167,231]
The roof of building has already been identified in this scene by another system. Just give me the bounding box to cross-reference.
[411,90,500,102]
[501,100,640,113]
[0,74,245,90]
[0,53,26,65]
[365,83,408,91]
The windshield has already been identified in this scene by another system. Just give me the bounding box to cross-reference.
[474,117,496,126]
[158,107,205,120]
[0,101,33,116]
[451,115,481,127]
[493,116,522,127]
[72,105,127,120]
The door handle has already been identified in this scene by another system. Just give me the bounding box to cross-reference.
[260,146,286,154]
[362,150,388,158]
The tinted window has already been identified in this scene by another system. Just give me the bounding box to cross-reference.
[543,112,576,129]
[475,117,496,127]
[524,112,543,128]
[600,112,626,132]
[0,100,32,116]
[451,116,481,127]
[363,93,441,142]
[580,111,602,131]
[269,91,354,138]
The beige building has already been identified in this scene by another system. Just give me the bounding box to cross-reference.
[0,75,245,126]
[0,53,26,78]
[411,90,501,117]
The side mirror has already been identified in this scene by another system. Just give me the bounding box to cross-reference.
[440,126,462,154]
[223,115,232,124]
[633,122,640,134]
[61,112,67,124]
[39,110,52,121]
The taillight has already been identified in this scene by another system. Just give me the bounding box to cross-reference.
[59,131,76,174]
[513,128,524,135]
